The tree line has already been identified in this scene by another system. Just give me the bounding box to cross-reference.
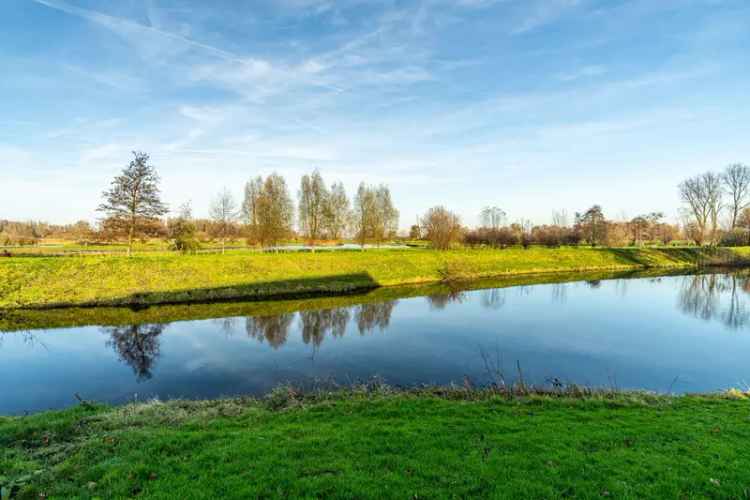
[418,204,680,250]
[97,152,399,255]
[2,152,747,253]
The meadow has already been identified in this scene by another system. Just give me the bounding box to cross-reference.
[2,246,749,309]
[2,388,750,498]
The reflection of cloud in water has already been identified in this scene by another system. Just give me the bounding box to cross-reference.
[678,273,750,329]
[103,324,165,381]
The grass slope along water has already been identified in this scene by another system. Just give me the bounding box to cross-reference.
[2,390,750,498]
[2,247,749,309]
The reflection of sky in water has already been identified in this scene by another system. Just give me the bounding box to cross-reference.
[3,273,750,415]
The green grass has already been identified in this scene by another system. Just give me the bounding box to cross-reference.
[2,246,750,309]
[3,389,750,499]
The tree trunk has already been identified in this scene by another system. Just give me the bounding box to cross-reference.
[127,223,134,257]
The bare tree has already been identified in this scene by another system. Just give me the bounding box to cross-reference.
[373,185,399,246]
[722,163,750,230]
[552,209,569,227]
[353,183,377,248]
[421,206,462,250]
[480,206,506,229]
[210,188,238,254]
[97,151,168,256]
[298,169,329,245]
[241,176,263,244]
[679,172,722,245]
[323,181,350,240]
[257,173,294,248]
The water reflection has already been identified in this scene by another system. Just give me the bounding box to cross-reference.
[245,314,295,349]
[427,291,466,310]
[8,271,750,414]
[103,324,164,380]
[91,273,750,387]
[678,273,750,329]
[300,308,350,346]
[481,289,506,309]
[550,283,567,304]
[355,301,397,334]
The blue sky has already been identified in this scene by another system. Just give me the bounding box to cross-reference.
[2,0,749,228]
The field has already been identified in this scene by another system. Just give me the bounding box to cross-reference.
[2,246,749,309]
[2,389,750,498]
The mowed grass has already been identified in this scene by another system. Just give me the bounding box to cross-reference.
[2,391,750,499]
[2,246,750,308]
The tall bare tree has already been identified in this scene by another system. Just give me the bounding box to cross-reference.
[98,151,168,256]
[210,188,238,254]
[323,181,350,240]
[552,209,569,227]
[722,163,750,230]
[373,185,399,246]
[298,169,329,245]
[353,183,377,248]
[257,173,294,248]
[241,176,263,243]
[421,206,462,250]
[679,172,723,245]
[480,206,506,229]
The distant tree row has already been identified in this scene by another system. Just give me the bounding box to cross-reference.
[4,152,747,253]
[416,204,679,250]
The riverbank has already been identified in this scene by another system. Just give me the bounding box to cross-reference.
[0,268,699,331]
[1,247,748,309]
[2,388,750,498]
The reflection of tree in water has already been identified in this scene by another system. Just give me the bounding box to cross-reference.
[299,308,350,347]
[104,323,165,381]
[213,317,238,337]
[481,289,506,310]
[678,273,750,329]
[355,301,397,334]
[550,283,567,304]
[426,291,466,310]
[245,314,295,349]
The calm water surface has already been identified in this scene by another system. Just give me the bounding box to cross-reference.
[2,271,750,414]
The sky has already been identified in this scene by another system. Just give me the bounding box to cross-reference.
[1,0,749,229]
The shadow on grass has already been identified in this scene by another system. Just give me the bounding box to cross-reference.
[604,247,750,268]
[96,272,383,309]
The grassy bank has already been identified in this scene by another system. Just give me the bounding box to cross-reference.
[2,388,750,498]
[0,268,698,331]
[1,247,749,309]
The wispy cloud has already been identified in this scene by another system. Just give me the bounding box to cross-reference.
[510,0,582,35]
[556,65,606,82]
[31,0,238,61]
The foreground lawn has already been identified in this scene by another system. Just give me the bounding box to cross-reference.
[2,391,750,498]
[1,246,748,308]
